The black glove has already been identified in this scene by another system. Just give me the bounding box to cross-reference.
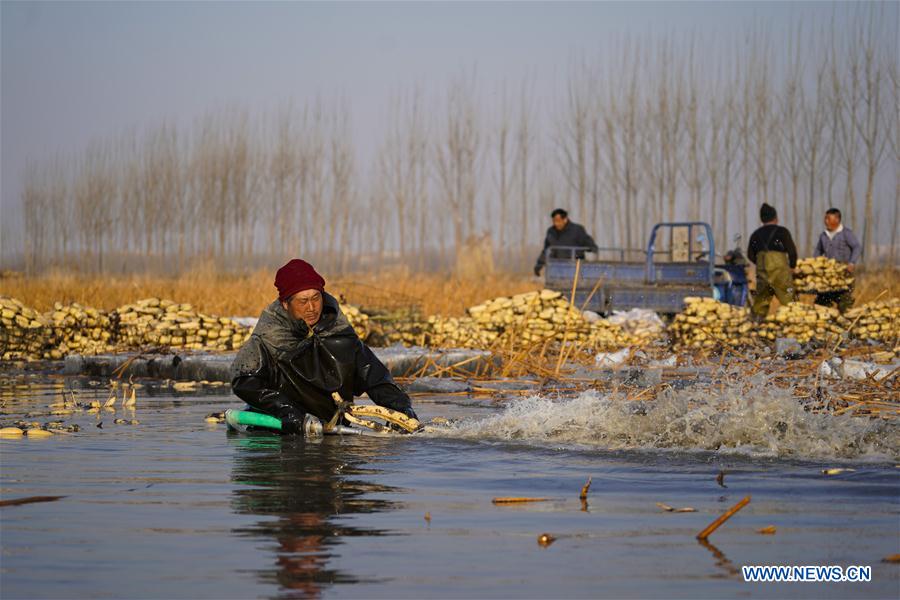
[533,265,542,277]
[386,406,420,434]
[277,407,306,435]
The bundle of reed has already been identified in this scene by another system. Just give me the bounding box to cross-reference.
[844,298,899,344]
[114,298,251,351]
[669,297,755,350]
[758,302,849,345]
[794,257,854,293]
[0,297,50,360]
[43,302,113,359]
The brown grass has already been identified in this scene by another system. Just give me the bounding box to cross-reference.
[849,266,900,305]
[1,265,896,318]
[0,267,539,317]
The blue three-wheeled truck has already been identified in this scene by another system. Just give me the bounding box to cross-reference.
[542,222,749,315]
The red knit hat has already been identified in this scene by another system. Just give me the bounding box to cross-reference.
[275,259,326,301]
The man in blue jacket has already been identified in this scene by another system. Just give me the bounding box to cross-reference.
[813,208,861,313]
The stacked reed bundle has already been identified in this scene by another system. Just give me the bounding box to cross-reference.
[0,297,49,360]
[844,298,899,344]
[669,297,755,350]
[758,302,849,345]
[794,257,854,293]
[115,298,251,351]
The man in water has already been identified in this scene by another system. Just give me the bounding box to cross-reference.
[231,259,416,435]
[813,208,861,313]
[533,208,598,276]
[747,203,798,318]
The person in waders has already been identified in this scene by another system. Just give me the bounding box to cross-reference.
[230,259,416,435]
[747,203,798,319]
[813,208,861,313]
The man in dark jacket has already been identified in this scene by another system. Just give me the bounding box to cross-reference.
[813,208,861,313]
[748,203,798,318]
[533,208,598,276]
[231,259,416,435]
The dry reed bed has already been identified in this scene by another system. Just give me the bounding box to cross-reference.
[2,267,897,318]
[0,268,540,318]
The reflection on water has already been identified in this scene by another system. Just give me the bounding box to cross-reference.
[228,433,399,597]
[698,539,740,578]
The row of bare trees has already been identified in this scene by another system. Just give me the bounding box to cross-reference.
[12,7,898,274]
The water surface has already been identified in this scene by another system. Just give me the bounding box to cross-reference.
[1,374,898,599]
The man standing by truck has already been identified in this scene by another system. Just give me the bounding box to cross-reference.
[533,208,598,276]
[747,203,798,318]
[813,208,861,313]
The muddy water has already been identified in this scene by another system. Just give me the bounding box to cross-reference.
[1,373,898,599]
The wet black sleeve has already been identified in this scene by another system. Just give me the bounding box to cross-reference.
[353,343,414,416]
[231,338,305,421]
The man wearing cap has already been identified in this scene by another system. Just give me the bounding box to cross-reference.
[231,259,416,435]
[813,208,861,313]
[747,203,798,318]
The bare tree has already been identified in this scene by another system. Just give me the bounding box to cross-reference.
[557,58,593,226]
[21,166,47,274]
[801,51,830,254]
[719,84,740,250]
[74,144,116,272]
[434,72,480,257]
[683,40,706,223]
[889,52,899,264]
[329,103,355,272]
[780,24,805,247]
[492,82,513,261]
[515,78,535,263]
[267,107,299,258]
[853,6,890,263]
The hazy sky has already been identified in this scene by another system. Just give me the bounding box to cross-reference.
[0,1,867,253]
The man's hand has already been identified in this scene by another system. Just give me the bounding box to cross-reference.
[846,263,855,273]
[386,407,420,433]
[277,407,306,435]
[533,265,542,277]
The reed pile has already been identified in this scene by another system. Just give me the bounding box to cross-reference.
[0,297,49,360]
[2,289,899,361]
[669,297,755,350]
[794,257,854,293]
[844,298,899,343]
[758,302,849,345]
[45,303,113,359]
[340,303,371,340]
[606,309,667,347]
[115,298,252,351]
[364,309,429,347]
[425,315,494,348]
[423,290,644,351]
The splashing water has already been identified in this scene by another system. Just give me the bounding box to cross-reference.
[435,377,899,460]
